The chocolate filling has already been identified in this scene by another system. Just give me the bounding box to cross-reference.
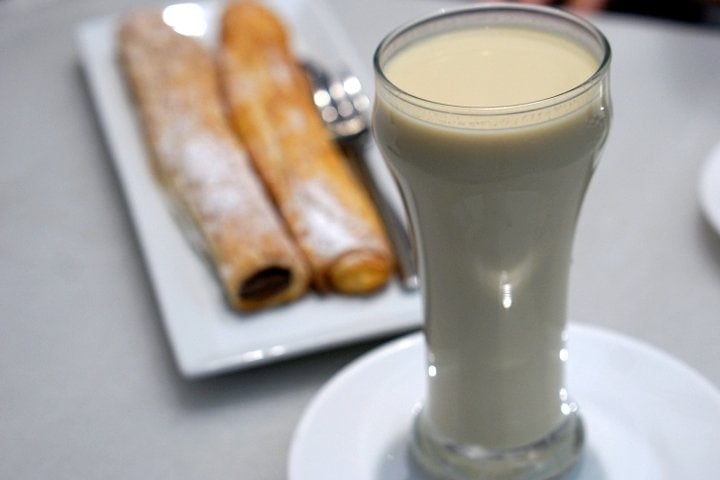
[239,267,292,301]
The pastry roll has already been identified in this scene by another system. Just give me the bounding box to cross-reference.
[218,1,395,294]
[118,11,310,311]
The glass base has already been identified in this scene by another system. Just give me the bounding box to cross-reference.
[411,410,584,480]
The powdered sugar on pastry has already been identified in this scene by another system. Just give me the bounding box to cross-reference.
[118,10,309,311]
[218,1,395,294]
[290,177,384,257]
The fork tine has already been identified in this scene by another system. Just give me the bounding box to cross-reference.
[326,68,367,138]
[339,69,370,116]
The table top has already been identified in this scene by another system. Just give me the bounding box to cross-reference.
[2,1,719,478]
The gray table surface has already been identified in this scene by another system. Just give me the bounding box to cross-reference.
[2,0,720,478]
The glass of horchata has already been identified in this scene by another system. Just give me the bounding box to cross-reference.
[372,5,611,479]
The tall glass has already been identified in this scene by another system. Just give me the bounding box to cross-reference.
[372,5,611,479]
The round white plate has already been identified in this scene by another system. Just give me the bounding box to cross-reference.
[700,141,720,235]
[288,324,720,479]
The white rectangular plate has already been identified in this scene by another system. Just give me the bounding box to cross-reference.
[75,0,421,378]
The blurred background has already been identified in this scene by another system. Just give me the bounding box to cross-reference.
[522,0,720,25]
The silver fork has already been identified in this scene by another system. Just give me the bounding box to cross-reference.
[304,61,418,291]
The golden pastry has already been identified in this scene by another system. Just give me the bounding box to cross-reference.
[118,11,310,311]
[217,1,395,294]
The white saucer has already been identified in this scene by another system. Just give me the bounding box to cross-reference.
[699,141,720,236]
[288,324,720,479]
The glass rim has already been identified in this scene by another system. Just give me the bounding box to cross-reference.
[372,3,612,116]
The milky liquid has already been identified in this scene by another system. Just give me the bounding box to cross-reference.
[374,26,609,448]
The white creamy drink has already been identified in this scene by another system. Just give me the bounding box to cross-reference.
[374,26,610,449]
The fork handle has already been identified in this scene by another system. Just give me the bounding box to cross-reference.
[342,136,419,292]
